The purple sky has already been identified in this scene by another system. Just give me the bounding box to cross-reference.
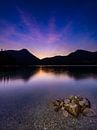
[0,0,97,59]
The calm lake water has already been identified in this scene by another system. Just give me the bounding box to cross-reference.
[0,66,97,130]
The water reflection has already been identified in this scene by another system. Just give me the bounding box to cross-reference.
[0,66,97,82]
[0,67,39,82]
[0,66,97,130]
[41,66,97,80]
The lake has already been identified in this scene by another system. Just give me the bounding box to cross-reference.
[0,66,97,130]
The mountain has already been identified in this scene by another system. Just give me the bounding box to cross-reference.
[0,49,40,65]
[41,49,97,65]
[0,49,97,66]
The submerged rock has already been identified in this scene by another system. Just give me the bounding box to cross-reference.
[63,110,69,117]
[52,95,93,118]
[83,108,96,117]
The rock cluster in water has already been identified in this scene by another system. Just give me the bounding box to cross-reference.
[52,95,95,118]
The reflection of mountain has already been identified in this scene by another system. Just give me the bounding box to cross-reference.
[0,66,97,81]
[0,67,39,82]
[41,66,97,80]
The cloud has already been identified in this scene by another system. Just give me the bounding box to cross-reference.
[0,9,96,58]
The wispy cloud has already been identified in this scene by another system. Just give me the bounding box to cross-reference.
[0,9,96,58]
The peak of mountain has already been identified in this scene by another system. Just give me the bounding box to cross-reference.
[0,49,97,66]
[20,48,28,52]
[5,49,31,54]
[68,49,92,56]
[41,49,97,65]
[0,49,40,65]
[74,49,90,53]
[19,49,31,53]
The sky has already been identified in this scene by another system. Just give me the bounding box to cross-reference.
[0,0,97,59]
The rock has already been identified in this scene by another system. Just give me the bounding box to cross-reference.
[64,102,80,117]
[54,107,60,112]
[79,98,91,112]
[61,106,65,110]
[60,100,64,107]
[83,108,96,117]
[52,99,64,112]
[64,98,70,104]
[51,95,92,118]
[63,110,69,117]
[69,95,82,104]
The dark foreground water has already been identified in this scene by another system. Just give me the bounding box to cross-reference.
[0,66,97,130]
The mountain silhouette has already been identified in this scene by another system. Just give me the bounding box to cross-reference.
[0,49,97,65]
[41,49,97,65]
[0,49,40,65]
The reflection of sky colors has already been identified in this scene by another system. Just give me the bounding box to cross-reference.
[0,68,71,88]
[0,0,97,58]
[0,67,97,90]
